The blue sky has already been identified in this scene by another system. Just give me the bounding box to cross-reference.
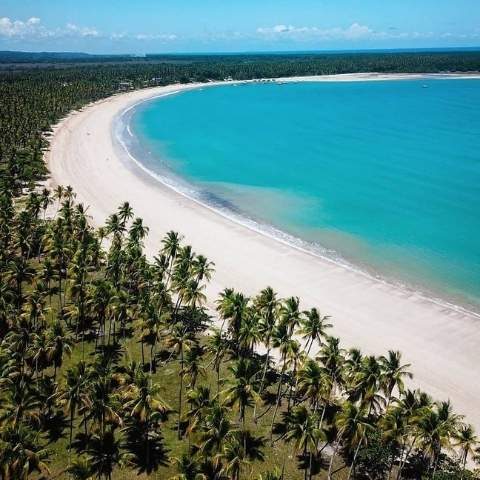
[1,0,479,53]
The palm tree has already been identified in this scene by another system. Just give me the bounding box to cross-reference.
[330,401,373,480]
[29,330,50,380]
[167,324,195,439]
[53,185,64,211]
[394,389,433,479]
[223,358,261,430]
[297,359,329,417]
[269,322,299,436]
[284,405,323,480]
[206,328,228,393]
[380,405,409,479]
[350,355,384,415]
[220,429,265,480]
[217,290,250,344]
[40,258,58,304]
[197,403,232,459]
[379,350,412,407]
[181,279,207,309]
[6,257,36,309]
[185,385,212,437]
[191,254,215,283]
[0,424,50,479]
[58,361,88,454]
[105,213,125,241]
[416,401,461,475]
[118,201,134,229]
[183,344,206,390]
[161,231,183,279]
[316,336,344,400]
[121,367,170,422]
[81,375,123,437]
[254,287,279,403]
[23,288,48,329]
[123,414,169,475]
[67,456,95,480]
[0,376,42,430]
[87,428,126,480]
[216,288,234,333]
[298,308,332,356]
[170,454,201,480]
[238,311,262,356]
[46,320,73,378]
[127,217,149,249]
[343,348,363,386]
[453,424,478,472]
[279,296,302,338]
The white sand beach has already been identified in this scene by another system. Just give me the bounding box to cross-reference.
[46,73,480,430]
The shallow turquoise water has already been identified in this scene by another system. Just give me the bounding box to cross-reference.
[130,80,480,309]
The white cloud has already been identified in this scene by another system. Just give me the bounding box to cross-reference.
[1,15,477,48]
[256,23,376,40]
[0,16,100,39]
[110,32,127,40]
[255,22,474,42]
[0,16,44,38]
[134,33,177,41]
[0,16,178,43]
[65,23,99,38]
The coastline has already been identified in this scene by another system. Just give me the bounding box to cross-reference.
[46,73,480,430]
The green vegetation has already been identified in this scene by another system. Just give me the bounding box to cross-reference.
[1,53,480,479]
[1,188,480,480]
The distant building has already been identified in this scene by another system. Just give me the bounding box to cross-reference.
[118,81,134,91]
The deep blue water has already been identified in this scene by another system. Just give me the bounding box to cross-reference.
[129,79,480,309]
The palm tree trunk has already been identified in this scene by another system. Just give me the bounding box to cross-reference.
[309,448,314,480]
[150,344,154,376]
[177,346,184,440]
[397,435,418,480]
[270,355,286,442]
[306,337,313,356]
[58,274,62,309]
[288,359,298,412]
[253,344,270,422]
[328,441,339,480]
[303,444,308,480]
[68,408,74,465]
[347,441,362,480]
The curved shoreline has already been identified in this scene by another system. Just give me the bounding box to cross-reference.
[116,81,480,318]
[46,73,480,429]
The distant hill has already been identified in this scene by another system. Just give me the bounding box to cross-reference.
[2,48,480,65]
[0,51,133,63]
[1,49,479,74]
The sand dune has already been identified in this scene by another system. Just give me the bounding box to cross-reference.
[46,74,480,430]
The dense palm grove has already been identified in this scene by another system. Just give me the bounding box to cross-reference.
[1,54,480,479]
[1,187,479,480]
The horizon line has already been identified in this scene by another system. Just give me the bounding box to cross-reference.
[2,46,480,57]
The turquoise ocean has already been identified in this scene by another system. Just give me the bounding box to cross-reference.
[124,79,480,310]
